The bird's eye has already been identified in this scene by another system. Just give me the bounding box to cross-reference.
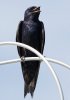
[33,7,37,11]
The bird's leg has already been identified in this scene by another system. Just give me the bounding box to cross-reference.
[21,56,25,62]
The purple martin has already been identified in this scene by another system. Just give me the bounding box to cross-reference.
[16,6,45,97]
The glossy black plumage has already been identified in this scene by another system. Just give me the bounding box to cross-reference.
[16,6,45,97]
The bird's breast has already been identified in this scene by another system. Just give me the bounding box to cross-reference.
[22,22,41,47]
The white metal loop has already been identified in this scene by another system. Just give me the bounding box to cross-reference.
[0,41,64,100]
[0,57,70,70]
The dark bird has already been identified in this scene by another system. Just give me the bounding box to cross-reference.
[16,6,45,97]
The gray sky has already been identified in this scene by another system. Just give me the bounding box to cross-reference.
[0,0,70,100]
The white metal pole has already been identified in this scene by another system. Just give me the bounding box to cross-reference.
[25,58,70,70]
[0,41,64,100]
[0,57,70,70]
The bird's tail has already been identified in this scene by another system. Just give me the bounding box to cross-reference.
[24,79,35,97]
[24,64,40,97]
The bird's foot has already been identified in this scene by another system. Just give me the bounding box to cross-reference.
[21,56,25,62]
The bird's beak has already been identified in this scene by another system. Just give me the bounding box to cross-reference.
[32,7,41,13]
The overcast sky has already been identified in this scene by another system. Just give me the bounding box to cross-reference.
[0,0,70,100]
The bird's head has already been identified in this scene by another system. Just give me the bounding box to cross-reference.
[24,6,41,21]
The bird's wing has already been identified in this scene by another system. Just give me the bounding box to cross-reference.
[16,21,24,57]
[41,22,45,53]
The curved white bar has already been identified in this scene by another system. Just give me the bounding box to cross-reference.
[0,41,64,100]
[0,57,70,70]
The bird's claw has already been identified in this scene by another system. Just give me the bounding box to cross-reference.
[21,56,25,62]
